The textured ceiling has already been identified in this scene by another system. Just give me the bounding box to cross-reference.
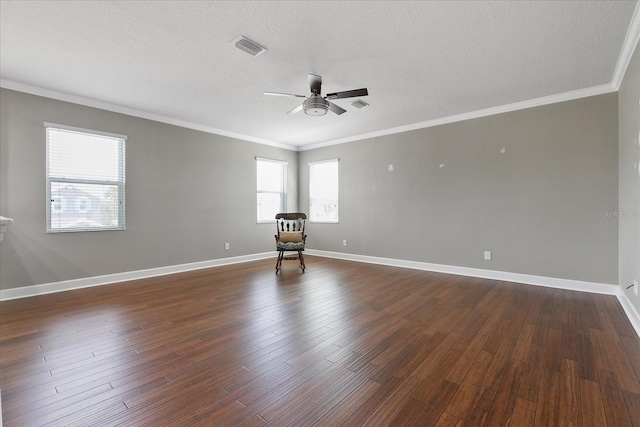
[1,1,638,149]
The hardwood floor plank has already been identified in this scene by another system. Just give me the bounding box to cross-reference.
[576,332,598,382]
[532,290,554,346]
[258,350,360,422]
[512,323,535,363]
[360,376,422,426]
[608,302,637,338]
[581,294,603,330]
[369,330,431,383]
[482,318,512,354]
[411,380,459,426]
[561,291,579,361]
[534,368,560,426]
[524,288,545,326]
[589,327,613,373]
[313,379,379,426]
[391,332,446,380]
[49,377,170,427]
[622,390,640,427]
[485,359,525,426]
[445,332,489,384]
[444,350,494,419]
[410,342,466,403]
[434,412,464,427]
[450,310,489,344]
[338,376,402,426]
[462,385,497,426]
[580,378,610,427]
[481,337,516,389]
[1,256,638,426]
[543,327,562,372]
[602,327,640,393]
[286,363,381,427]
[599,368,633,426]
[621,334,640,383]
[3,383,113,425]
[510,397,536,426]
[559,358,582,427]
[237,414,267,427]
[238,359,334,409]
[386,396,426,426]
[409,332,462,380]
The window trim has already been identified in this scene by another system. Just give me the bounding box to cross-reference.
[45,123,126,233]
[309,158,339,224]
[256,157,288,224]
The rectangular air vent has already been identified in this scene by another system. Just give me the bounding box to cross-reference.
[234,36,266,57]
[350,99,369,109]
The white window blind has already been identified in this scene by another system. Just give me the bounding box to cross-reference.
[257,158,287,223]
[46,124,126,232]
[309,159,339,223]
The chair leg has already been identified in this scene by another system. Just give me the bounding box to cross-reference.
[298,251,305,272]
[275,251,284,272]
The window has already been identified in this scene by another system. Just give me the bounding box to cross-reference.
[256,158,287,223]
[46,123,126,232]
[309,159,339,223]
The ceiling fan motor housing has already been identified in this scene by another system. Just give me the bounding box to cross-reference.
[303,94,329,116]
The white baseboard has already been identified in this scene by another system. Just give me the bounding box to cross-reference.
[307,249,640,337]
[0,252,273,301]
[306,250,618,295]
[3,249,638,339]
[617,290,640,339]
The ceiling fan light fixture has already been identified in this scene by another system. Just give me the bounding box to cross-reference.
[303,95,329,116]
[265,74,368,116]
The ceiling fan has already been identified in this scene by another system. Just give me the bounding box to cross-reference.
[264,74,368,116]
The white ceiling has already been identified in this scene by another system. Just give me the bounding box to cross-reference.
[1,1,638,150]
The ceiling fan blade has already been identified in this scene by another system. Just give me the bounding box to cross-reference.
[325,88,368,100]
[264,92,307,98]
[308,74,322,95]
[287,103,304,115]
[327,101,346,115]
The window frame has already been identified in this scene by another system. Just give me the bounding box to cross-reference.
[45,123,126,233]
[256,157,288,224]
[309,158,339,223]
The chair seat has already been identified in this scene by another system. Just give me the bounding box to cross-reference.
[276,241,305,251]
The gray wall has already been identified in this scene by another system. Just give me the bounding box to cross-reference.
[619,41,640,311]
[299,93,619,285]
[0,88,622,290]
[0,89,297,290]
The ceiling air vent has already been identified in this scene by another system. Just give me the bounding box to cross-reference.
[350,99,369,109]
[234,36,266,57]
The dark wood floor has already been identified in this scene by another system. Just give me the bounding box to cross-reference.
[1,256,639,426]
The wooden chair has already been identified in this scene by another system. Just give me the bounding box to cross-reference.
[274,213,307,272]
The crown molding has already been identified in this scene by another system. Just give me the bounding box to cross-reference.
[299,83,617,151]
[0,79,298,152]
[612,0,640,90]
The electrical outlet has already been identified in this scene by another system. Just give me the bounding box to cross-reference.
[484,251,492,261]
[634,280,639,296]
[224,242,230,251]
[343,239,347,247]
